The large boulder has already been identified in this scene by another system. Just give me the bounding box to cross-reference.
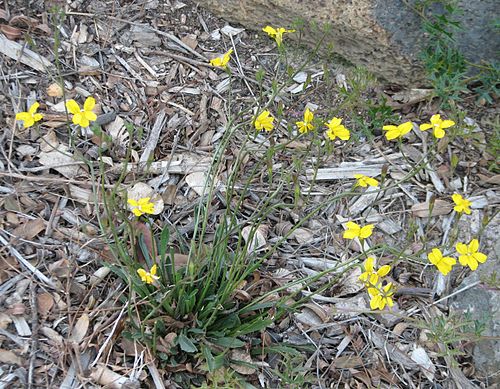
[197,0,499,85]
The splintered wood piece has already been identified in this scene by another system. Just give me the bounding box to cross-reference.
[348,186,381,216]
[139,110,167,164]
[0,33,54,72]
[306,163,382,181]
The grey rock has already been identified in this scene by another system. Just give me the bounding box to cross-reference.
[450,213,500,383]
[196,0,499,84]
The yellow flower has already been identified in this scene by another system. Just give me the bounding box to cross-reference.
[343,221,374,240]
[15,102,43,128]
[262,26,295,47]
[296,107,314,134]
[382,121,413,140]
[354,174,378,187]
[427,248,456,276]
[419,114,455,139]
[325,117,350,141]
[128,197,155,217]
[209,49,233,68]
[66,96,97,128]
[137,264,159,284]
[254,110,275,132]
[456,239,487,271]
[452,193,472,215]
[369,282,394,310]
[359,257,391,287]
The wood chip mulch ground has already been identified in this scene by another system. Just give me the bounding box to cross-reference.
[0,0,499,388]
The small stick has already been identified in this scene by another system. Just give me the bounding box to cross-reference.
[0,232,57,289]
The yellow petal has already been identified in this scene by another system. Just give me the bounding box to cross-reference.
[359,225,374,239]
[469,239,479,253]
[80,117,90,128]
[443,256,456,266]
[137,268,147,280]
[150,264,157,276]
[468,259,479,271]
[458,254,469,267]
[473,252,487,264]
[138,197,151,205]
[263,26,277,36]
[434,127,445,138]
[370,295,381,310]
[336,126,350,140]
[437,263,450,275]
[382,125,397,131]
[343,230,358,239]
[364,257,375,272]
[428,248,441,265]
[210,57,223,67]
[304,108,314,122]
[368,273,379,286]
[430,114,441,124]
[345,221,359,230]
[385,130,399,140]
[66,100,81,115]
[28,102,40,114]
[420,123,432,131]
[16,112,30,121]
[377,265,391,277]
[367,287,379,297]
[441,120,455,129]
[84,96,96,111]
[326,129,336,140]
[128,198,139,206]
[399,121,413,133]
[84,111,97,123]
[72,112,82,125]
[23,117,35,128]
[456,242,468,255]
[33,113,43,122]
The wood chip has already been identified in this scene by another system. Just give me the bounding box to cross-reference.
[241,225,267,252]
[411,200,452,217]
[411,346,436,381]
[68,313,89,344]
[306,163,382,181]
[11,218,45,240]
[230,349,256,375]
[348,186,380,216]
[369,330,419,370]
[0,33,54,72]
[90,363,133,389]
[0,349,22,366]
[37,292,54,316]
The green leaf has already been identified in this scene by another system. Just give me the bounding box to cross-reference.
[255,68,265,83]
[235,318,273,336]
[182,289,198,313]
[210,337,246,349]
[138,234,151,264]
[177,333,198,353]
[159,227,170,258]
[212,312,240,330]
[202,345,215,371]
[201,345,225,372]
